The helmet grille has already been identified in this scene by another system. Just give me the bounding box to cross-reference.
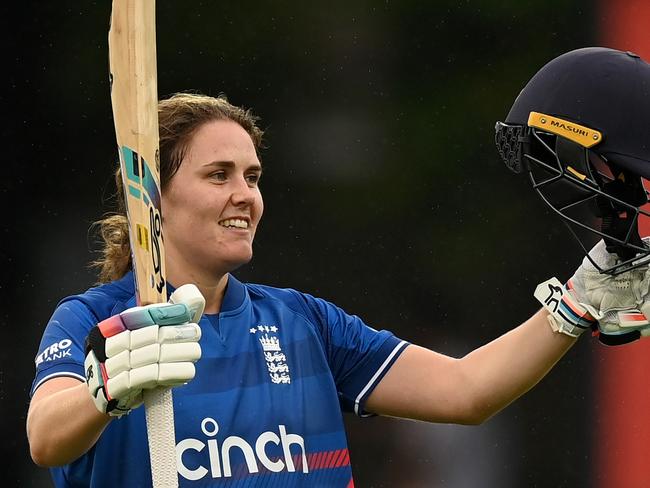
[495,122,525,174]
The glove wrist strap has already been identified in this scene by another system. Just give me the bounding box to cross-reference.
[534,277,596,338]
[545,314,583,338]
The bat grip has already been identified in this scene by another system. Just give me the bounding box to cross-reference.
[143,386,179,487]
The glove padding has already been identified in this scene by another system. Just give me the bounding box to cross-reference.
[84,284,205,416]
[535,239,650,345]
[569,239,650,345]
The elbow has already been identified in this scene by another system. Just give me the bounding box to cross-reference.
[455,389,507,426]
[28,434,55,468]
[28,424,85,467]
[27,415,67,467]
[27,416,46,467]
[458,405,493,426]
[445,398,490,426]
[29,438,72,468]
[428,392,494,426]
[451,362,499,426]
[28,428,59,468]
[30,445,52,468]
[27,414,48,467]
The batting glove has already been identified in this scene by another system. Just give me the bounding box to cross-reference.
[84,284,205,416]
[535,239,650,345]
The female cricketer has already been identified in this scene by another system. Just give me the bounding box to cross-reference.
[27,46,650,487]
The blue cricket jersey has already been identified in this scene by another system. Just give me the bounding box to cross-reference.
[31,272,409,487]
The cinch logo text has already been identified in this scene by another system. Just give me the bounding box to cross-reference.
[177,417,309,481]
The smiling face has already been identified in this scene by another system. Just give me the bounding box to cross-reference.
[162,119,264,282]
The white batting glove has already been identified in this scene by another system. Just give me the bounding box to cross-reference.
[84,284,205,417]
[535,239,650,345]
[534,277,597,338]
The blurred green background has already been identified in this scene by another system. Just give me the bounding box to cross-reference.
[4,1,602,486]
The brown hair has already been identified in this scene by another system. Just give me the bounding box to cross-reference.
[92,92,264,283]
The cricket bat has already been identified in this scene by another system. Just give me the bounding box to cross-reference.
[108,1,177,486]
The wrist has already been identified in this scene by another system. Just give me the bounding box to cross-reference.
[545,312,585,339]
[534,277,596,338]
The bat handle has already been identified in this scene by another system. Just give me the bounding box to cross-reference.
[143,386,179,487]
[142,284,203,486]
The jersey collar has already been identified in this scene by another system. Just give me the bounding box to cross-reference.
[219,274,247,313]
[117,270,247,314]
[165,272,247,314]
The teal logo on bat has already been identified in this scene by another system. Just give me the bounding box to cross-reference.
[121,146,165,294]
[122,146,161,209]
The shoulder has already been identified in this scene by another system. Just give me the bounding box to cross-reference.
[55,272,136,323]
[245,282,306,302]
[240,282,365,340]
[243,282,334,324]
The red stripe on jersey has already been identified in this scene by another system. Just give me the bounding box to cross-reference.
[342,450,351,467]
[334,449,348,467]
[326,450,339,468]
[305,452,316,469]
[291,454,299,472]
[317,450,329,469]
[302,448,352,471]
[313,451,324,469]
[323,449,341,468]
[318,448,351,468]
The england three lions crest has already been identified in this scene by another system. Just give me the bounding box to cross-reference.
[250,325,291,384]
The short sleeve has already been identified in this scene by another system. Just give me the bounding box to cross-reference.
[296,293,409,416]
[30,300,98,396]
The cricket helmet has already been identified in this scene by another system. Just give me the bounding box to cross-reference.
[495,47,650,274]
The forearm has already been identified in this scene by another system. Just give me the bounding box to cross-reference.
[366,309,578,424]
[27,380,112,467]
[459,308,575,423]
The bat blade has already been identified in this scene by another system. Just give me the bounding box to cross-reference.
[108,1,178,486]
[109,0,166,306]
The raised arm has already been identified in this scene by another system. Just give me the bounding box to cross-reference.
[367,240,650,425]
[366,308,572,424]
